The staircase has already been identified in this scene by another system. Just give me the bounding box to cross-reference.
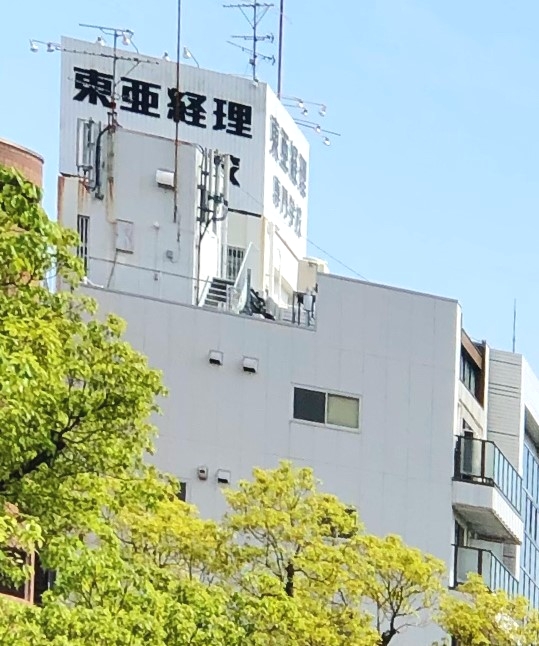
[204,277,234,309]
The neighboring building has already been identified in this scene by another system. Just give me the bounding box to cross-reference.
[56,37,539,644]
[0,140,44,605]
[0,137,43,186]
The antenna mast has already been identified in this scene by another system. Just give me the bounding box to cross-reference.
[224,1,275,81]
[277,0,284,97]
[512,298,517,353]
[173,0,182,227]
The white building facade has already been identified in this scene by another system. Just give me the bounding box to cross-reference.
[57,37,539,644]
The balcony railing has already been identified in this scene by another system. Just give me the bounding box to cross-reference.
[454,436,523,515]
[454,545,518,597]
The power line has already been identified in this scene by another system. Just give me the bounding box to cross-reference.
[232,181,369,281]
[304,237,368,281]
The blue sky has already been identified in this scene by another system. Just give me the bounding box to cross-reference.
[3,1,539,368]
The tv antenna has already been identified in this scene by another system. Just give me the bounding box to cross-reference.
[224,2,275,81]
[79,24,139,125]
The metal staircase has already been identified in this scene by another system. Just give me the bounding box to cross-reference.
[204,277,233,309]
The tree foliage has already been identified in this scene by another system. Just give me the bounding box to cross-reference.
[1,164,534,646]
[438,574,539,646]
[220,461,447,645]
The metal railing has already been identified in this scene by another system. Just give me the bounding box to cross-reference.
[82,255,316,330]
[454,545,518,596]
[454,436,523,515]
[226,242,253,314]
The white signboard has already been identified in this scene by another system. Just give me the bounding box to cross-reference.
[59,37,309,255]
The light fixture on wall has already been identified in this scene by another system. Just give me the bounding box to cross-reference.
[29,39,61,53]
[183,46,200,68]
[283,97,327,117]
[79,23,139,54]
[295,119,341,146]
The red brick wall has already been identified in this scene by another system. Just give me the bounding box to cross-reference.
[0,138,43,187]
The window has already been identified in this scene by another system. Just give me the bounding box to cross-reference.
[327,394,359,428]
[33,553,56,605]
[226,246,245,282]
[294,388,326,423]
[460,349,480,399]
[454,520,465,546]
[293,387,360,430]
[0,549,30,601]
[178,481,187,502]
[77,214,89,273]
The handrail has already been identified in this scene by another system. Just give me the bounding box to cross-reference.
[233,242,253,292]
[454,435,523,515]
[227,243,253,314]
[453,544,518,596]
[197,276,212,307]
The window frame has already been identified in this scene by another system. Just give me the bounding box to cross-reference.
[77,214,90,273]
[178,481,188,502]
[292,385,361,432]
[460,348,481,400]
[226,245,246,282]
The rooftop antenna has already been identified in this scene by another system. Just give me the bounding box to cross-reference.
[224,1,275,81]
[277,0,284,97]
[30,34,154,130]
[79,23,138,125]
[512,298,517,353]
[173,0,183,228]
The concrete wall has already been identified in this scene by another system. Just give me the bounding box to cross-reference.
[87,274,460,644]
[89,275,459,554]
[58,130,205,304]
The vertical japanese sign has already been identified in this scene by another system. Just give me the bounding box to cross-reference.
[264,90,309,257]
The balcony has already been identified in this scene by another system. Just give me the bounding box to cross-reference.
[453,545,518,596]
[453,436,524,544]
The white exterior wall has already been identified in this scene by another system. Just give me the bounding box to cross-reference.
[487,350,524,471]
[59,37,309,300]
[86,274,460,645]
[59,131,205,304]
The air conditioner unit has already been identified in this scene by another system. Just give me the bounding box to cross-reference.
[297,257,329,292]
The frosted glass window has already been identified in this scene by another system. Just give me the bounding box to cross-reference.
[327,394,359,429]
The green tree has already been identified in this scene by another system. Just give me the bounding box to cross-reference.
[358,533,445,644]
[0,164,164,576]
[437,574,539,646]
[221,461,377,645]
[0,166,458,645]
[0,475,244,646]
[220,461,445,645]
[0,165,253,645]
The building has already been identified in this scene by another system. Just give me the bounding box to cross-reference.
[0,137,43,186]
[56,37,539,644]
[0,138,45,605]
